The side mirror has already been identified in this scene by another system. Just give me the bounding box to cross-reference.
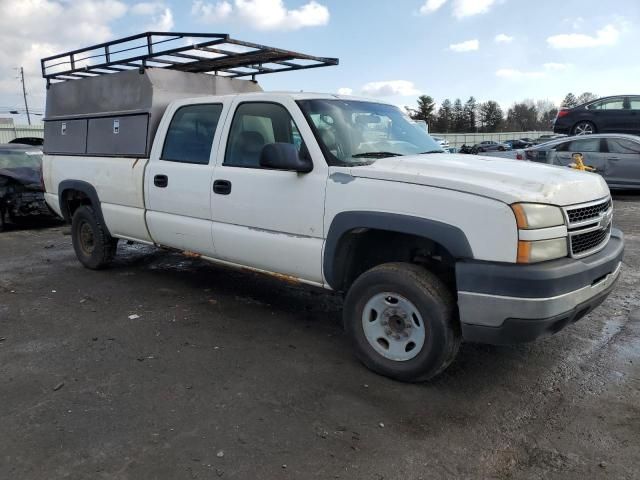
[259,143,313,173]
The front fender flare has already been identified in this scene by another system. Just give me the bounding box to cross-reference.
[323,211,474,291]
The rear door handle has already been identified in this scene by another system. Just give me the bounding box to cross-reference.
[213,179,232,195]
[154,174,168,188]
[609,157,620,161]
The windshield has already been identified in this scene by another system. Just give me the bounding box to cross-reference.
[297,99,443,166]
[0,149,42,170]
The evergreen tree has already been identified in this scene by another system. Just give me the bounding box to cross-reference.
[463,96,478,132]
[506,101,537,131]
[435,99,453,132]
[480,101,504,132]
[405,95,436,126]
[452,98,465,132]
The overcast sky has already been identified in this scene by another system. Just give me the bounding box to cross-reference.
[1,0,639,124]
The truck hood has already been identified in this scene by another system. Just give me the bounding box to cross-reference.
[348,154,610,206]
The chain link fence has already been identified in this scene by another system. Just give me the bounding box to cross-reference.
[430,131,554,149]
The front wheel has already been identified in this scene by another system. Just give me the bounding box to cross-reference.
[71,205,118,269]
[343,263,461,382]
[572,121,596,135]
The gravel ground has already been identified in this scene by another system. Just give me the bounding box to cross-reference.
[1,194,639,480]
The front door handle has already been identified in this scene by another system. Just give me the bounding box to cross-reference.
[213,179,232,195]
[154,174,168,188]
[609,157,620,161]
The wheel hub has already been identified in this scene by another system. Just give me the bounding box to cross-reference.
[381,308,411,339]
[361,292,426,362]
[79,222,95,256]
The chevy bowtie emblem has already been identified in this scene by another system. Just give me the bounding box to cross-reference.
[599,209,612,230]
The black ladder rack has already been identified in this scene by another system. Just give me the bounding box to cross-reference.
[41,32,338,84]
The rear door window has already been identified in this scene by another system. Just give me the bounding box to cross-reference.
[588,98,624,110]
[161,104,223,164]
[607,138,640,155]
[629,97,640,110]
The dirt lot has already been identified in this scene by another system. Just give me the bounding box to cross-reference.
[1,195,639,480]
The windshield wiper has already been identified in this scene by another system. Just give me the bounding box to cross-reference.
[351,152,404,159]
[419,150,445,154]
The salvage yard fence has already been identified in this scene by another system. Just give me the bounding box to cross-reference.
[0,124,44,143]
[430,131,554,149]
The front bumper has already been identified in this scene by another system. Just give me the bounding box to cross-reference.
[456,228,624,344]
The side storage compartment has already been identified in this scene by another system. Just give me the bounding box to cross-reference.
[43,119,88,154]
[86,115,149,157]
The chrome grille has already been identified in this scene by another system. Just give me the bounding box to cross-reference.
[571,224,611,255]
[564,197,612,258]
[566,198,611,225]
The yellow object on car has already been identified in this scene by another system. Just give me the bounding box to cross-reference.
[569,153,596,172]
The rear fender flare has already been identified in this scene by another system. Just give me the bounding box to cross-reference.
[58,180,111,237]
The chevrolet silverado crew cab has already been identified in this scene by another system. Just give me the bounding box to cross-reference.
[41,34,624,382]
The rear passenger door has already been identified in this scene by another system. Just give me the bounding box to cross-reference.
[210,96,328,284]
[605,137,640,188]
[588,97,626,133]
[145,101,227,255]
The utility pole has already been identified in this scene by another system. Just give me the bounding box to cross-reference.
[20,67,31,126]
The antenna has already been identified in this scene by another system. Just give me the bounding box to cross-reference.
[19,67,31,125]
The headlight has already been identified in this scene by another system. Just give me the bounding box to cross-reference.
[517,238,568,264]
[511,203,565,229]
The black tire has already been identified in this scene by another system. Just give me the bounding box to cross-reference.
[343,263,461,382]
[71,205,118,269]
[572,121,596,135]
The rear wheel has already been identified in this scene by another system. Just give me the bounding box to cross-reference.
[71,206,118,269]
[344,263,461,382]
[572,121,596,135]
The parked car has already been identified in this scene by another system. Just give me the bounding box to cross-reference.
[523,133,640,189]
[43,32,624,382]
[533,134,566,144]
[431,136,451,152]
[504,139,533,149]
[0,144,55,230]
[472,140,511,153]
[554,95,640,136]
[8,137,44,146]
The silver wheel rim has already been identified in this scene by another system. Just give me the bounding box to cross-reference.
[361,292,426,362]
[574,123,594,135]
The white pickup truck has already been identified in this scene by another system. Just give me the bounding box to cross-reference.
[41,34,624,381]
